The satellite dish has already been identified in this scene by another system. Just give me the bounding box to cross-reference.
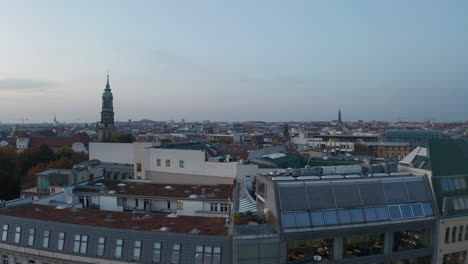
[65,196,73,205]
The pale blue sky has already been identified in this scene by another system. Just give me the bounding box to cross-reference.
[1,0,467,123]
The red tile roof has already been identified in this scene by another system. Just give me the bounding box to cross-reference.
[74,180,234,200]
[29,133,91,148]
[0,204,228,236]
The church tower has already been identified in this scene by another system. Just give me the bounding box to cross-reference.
[98,75,115,141]
[338,109,342,123]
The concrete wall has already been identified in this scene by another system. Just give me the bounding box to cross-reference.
[89,143,134,163]
[436,216,468,264]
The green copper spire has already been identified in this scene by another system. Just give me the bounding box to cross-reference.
[102,74,113,98]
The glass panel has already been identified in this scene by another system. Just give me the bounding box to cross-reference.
[350,208,365,223]
[324,210,338,225]
[364,207,377,222]
[343,233,384,258]
[195,245,203,264]
[311,211,325,226]
[287,239,333,261]
[400,204,414,218]
[375,206,390,221]
[295,212,311,227]
[411,203,424,217]
[338,209,351,224]
[448,179,455,191]
[441,179,449,191]
[394,229,430,252]
[422,202,433,216]
[388,205,402,219]
[282,212,296,228]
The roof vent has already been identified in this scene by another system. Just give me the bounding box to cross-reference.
[34,207,41,212]
[164,186,174,190]
[167,213,178,218]
[189,228,200,235]
[188,194,198,199]
[55,206,66,210]
[142,214,152,219]
[108,190,117,194]
[160,226,169,232]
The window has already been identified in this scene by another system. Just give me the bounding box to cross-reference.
[338,209,351,224]
[177,200,183,210]
[295,212,311,227]
[452,227,457,243]
[350,208,365,223]
[400,204,414,218]
[282,213,296,228]
[213,247,221,264]
[27,228,35,246]
[393,229,430,252]
[2,225,8,241]
[195,246,204,264]
[388,205,402,219]
[2,255,8,264]
[57,232,65,250]
[422,202,433,216]
[179,160,184,168]
[343,233,384,258]
[97,237,105,256]
[171,244,180,264]
[459,226,464,242]
[324,210,338,225]
[153,242,161,262]
[445,227,451,244]
[210,203,218,212]
[137,163,142,172]
[166,160,171,167]
[156,159,161,166]
[411,203,424,217]
[465,225,468,241]
[14,227,21,244]
[220,203,229,212]
[443,251,467,264]
[287,239,333,261]
[115,239,123,258]
[42,231,50,248]
[117,197,127,206]
[311,211,325,226]
[133,241,142,260]
[73,234,88,253]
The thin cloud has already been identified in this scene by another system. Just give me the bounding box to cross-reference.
[0,78,53,91]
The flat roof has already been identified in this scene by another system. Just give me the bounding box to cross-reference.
[356,142,410,147]
[74,179,234,200]
[0,204,228,236]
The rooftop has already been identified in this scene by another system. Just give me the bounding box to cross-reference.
[357,142,410,147]
[74,179,234,200]
[0,204,227,236]
[36,169,71,176]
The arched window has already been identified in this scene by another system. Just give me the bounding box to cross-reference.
[452,226,457,243]
[459,226,464,241]
[465,225,468,241]
[445,227,451,243]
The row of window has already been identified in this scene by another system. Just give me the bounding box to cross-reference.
[282,202,434,228]
[156,159,185,168]
[445,225,468,244]
[1,225,221,263]
[440,177,467,191]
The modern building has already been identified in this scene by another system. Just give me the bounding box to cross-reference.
[385,130,444,147]
[253,172,437,264]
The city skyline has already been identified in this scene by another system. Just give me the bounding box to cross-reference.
[1,0,468,123]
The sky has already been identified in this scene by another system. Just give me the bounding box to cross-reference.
[1,0,468,123]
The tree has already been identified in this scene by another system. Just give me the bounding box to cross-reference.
[114,133,134,143]
[0,147,18,200]
[283,124,290,137]
[56,146,74,159]
[17,144,56,175]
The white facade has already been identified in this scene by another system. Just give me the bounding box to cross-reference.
[89,142,261,184]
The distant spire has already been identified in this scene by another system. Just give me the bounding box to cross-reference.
[105,74,111,90]
[338,109,342,123]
